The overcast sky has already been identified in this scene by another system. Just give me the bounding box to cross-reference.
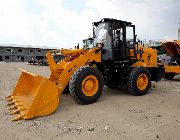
[0,0,179,48]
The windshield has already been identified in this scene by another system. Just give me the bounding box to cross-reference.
[93,22,111,50]
[94,23,108,42]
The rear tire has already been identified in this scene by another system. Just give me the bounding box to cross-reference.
[69,66,103,104]
[164,73,175,80]
[127,67,151,96]
[176,58,180,65]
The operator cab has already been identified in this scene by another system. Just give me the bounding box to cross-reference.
[93,18,137,61]
[82,37,94,49]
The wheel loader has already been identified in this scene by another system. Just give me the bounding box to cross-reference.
[6,18,164,121]
[161,40,180,80]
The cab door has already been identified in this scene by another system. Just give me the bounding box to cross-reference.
[112,25,126,61]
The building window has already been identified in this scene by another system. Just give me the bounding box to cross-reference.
[18,49,22,52]
[5,56,9,59]
[7,48,12,52]
[36,56,44,60]
[38,49,41,52]
[30,49,33,52]
[17,56,20,59]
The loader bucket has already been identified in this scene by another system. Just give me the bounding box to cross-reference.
[6,69,59,121]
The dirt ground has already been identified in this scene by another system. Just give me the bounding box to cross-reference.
[0,62,180,140]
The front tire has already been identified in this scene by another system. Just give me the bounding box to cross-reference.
[69,66,103,104]
[127,67,151,96]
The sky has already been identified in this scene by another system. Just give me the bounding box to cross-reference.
[0,0,179,48]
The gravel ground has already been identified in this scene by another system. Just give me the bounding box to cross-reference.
[0,62,180,140]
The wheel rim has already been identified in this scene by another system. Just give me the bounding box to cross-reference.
[82,75,98,96]
[137,74,148,90]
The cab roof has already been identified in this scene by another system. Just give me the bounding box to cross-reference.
[93,18,132,27]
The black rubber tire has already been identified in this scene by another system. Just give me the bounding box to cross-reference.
[69,66,104,105]
[176,58,180,65]
[164,73,175,80]
[127,67,151,96]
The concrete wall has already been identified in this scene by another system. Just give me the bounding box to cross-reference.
[0,46,53,62]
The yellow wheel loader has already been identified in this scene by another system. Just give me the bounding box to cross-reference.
[6,18,164,121]
[162,40,180,80]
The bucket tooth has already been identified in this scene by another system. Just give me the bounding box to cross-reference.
[6,98,12,102]
[14,99,21,102]
[6,96,17,101]
[7,101,15,106]
[11,96,18,100]
[5,95,11,99]
[9,109,20,115]
[12,100,21,105]
[9,105,18,110]
[14,102,23,107]
[12,115,23,121]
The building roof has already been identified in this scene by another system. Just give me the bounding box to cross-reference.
[0,44,56,49]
